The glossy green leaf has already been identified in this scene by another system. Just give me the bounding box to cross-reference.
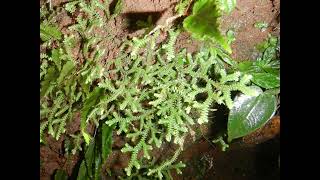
[227,91,277,142]
[102,124,114,163]
[183,0,231,53]
[264,88,280,96]
[251,72,280,89]
[54,169,68,180]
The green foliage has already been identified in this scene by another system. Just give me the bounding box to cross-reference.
[54,169,68,180]
[40,23,62,41]
[217,0,237,14]
[40,0,279,179]
[64,133,83,155]
[96,28,256,176]
[77,125,114,180]
[212,135,229,151]
[227,87,277,142]
[40,0,119,145]
[254,21,268,31]
[110,0,123,18]
[235,36,280,89]
[147,148,185,179]
[183,0,236,53]
[251,73,280,89]
[175,0,192,15]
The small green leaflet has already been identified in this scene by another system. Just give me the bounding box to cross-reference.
[218,0,236,14]
[254,22,268,31]
[251,73,280,89]
[183,0,232,53]
[227,89,277,142]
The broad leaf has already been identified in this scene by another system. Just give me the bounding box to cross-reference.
[85,140,95,178]
[251,72,280,89]
[236,61,257,73]
[183,0,231,53]
[101,124,114,163]
[81,87,104,144]
[94,146,103,180]
[227,91,277,142]
[77,161,88,180]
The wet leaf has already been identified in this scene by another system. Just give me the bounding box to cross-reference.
[251,72,280,89]
[227,91,277,142]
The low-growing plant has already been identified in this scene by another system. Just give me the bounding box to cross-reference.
[41,0,279,179]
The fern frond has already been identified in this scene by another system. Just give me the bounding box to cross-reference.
[122,127,151,176]
[65,0,80,14]
[40,23,62,41]
[147,147,184,180]
[40,121,49,143]
[162,29,179,62]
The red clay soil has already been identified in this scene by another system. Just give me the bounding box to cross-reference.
[40,0,280,179]
[220,0,280,60]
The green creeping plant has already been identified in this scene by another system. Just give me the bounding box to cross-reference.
[40,0,280,179]
[94,27,257,178]
[226,36,280,143]
[183,0,237,53]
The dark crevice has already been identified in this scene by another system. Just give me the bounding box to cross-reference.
[122,11,164,32]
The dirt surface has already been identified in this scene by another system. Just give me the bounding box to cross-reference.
[171,136,280,180]
[40,0,280,179]
[220,0,280,60]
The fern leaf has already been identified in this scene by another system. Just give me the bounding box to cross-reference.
[57,61,75,85]
[40,23,62,41]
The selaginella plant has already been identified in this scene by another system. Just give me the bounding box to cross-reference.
[78,26,258,178]
[40,0,268,179]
